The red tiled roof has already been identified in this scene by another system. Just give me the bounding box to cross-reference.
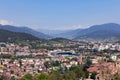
[87,67,98,73]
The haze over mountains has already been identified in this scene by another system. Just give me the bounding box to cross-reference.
[0,23,120,40]
[39,23,120,40]
[0,25,51,39]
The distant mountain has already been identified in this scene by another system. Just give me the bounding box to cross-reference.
[0,25,51,39]
[39,29,83,39]
[75,23,120,40]
[4,23,120,40]
[55,29,83,39]
[0,29,39,42]
[36,29,67,36]
[49,23,120,40]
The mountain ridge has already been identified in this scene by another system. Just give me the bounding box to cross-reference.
[75,23,120,40]
[42,23,120,40]
[1,23,120,40]
[0,25,51,39]
[0,29,40,42]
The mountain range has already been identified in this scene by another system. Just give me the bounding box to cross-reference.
[75,23,120,40]
[0,23,120,40]
[43,23,120,40]
[0,25,51,39]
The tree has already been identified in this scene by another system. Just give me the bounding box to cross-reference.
[44,61,51,68]
[34,73,48,80]
[90,72,97,79]
[52,61,61,67]
[70,66,86,78]
[113,73,120,80]
[20,73,33,80]
[63,71,77,80]
[85,58,92,67]
[48,71,63,80]
[0,54,12,59]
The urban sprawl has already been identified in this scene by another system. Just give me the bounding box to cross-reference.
[0,40,120,80]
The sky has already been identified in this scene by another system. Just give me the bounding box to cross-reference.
[0,0,120,30]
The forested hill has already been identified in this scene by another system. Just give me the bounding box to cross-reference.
[0,29,40,42]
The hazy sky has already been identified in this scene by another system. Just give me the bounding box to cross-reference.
[0,0,120,30]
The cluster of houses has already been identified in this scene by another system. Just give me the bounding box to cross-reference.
[86,54,120,80]
[0,54,82,79]
[0,40,120,79]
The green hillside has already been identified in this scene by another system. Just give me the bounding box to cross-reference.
[0,29,40,42]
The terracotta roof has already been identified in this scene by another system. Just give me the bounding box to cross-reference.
[87,67,98,73]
